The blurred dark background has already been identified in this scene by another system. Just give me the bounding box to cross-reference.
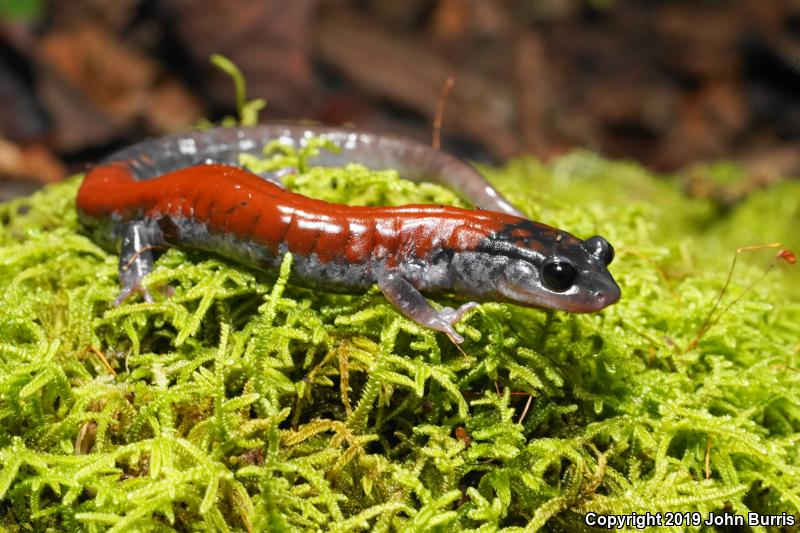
[1,0,799,199]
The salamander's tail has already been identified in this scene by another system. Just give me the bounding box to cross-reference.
[76,162,138,219]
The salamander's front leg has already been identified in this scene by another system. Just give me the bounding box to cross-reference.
[114,221,163,306]
[378,271,478,344]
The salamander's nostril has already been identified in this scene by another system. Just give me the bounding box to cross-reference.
[596,292,611,307]
[590,280,621,310]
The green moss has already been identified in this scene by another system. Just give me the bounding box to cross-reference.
[0,0,42,22]
[0,145,798,531]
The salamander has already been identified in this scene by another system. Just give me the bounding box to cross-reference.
[76,124,620,343]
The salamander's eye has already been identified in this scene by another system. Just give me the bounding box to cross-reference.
[542,260,576,292]
[584,236,615,266]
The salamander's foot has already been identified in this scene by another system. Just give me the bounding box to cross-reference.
[112,284,155,307]
[435,302,480,344]
[377,271,478,344]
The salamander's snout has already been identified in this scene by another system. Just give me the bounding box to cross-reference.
[492,232,621,314]
[558,234,620,312]
[575,269,621,312]
[573,234,620,311]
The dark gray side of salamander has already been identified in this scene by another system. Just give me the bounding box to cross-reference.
[101,124,523,217]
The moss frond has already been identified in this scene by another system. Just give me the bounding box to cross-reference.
[0,146,797,530]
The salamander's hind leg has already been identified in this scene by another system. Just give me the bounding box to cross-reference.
[378,271,478,344]
[114,220,164,306]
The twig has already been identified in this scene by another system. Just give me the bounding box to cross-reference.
[517,394,533,425]
[314,8,519,159]
[87,345,116,376]
[120,245,165,275]
[687,243,795,351]
[514,32,549,156]
[432,76,454,150]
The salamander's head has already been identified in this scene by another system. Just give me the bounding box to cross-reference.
[453,220,621,313]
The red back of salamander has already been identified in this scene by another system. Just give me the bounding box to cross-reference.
[77,125,620,343]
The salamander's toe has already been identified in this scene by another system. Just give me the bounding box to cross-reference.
[112,287,134,307]
[112,283,154,306]
[445,329,465,345]
[436,302,479,344]
[453,302,479,321]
